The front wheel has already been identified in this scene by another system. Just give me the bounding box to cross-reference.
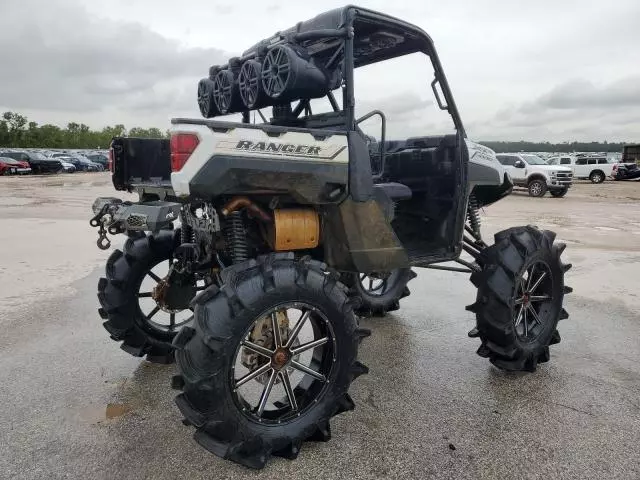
[589,171,605,183]
[528,179,547,197]
[173,254,369,469]
[343,268,416,317]
[468,226,571,372]
[550,188,568,198]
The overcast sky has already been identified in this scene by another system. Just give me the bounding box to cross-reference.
[1,0,639,142]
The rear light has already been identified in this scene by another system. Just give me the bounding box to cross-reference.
[108,148,114,172]
[171,133,199,172]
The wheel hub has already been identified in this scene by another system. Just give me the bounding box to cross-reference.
[152,280,169,307]
[152,278,196,312]
[271,348,291,370]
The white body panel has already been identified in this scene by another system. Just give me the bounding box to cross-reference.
[509,163,572,182]
[465,140,507,186]
[547,155,614,179]
[170,123,349,197]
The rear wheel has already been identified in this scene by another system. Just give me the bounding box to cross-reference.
[344,268,416,317]
[173,254,369,469]
[528,179,547,197]
[467,226,571,372]
[98,230,197,363]
[550,188,568,198]
[589,170,605,183]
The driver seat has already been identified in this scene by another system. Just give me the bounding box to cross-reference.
[372,182,412,222]
[373,182,412,202]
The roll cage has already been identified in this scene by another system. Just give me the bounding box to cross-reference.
[219,6,465,141]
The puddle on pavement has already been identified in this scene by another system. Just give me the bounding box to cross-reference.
[105,403,133,419]
[72,361,176,425]
[73,403,134,424]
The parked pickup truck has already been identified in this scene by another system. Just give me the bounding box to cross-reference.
[496,153,573,197]
[546,155,613,183]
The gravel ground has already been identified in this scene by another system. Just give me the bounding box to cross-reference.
[0,173,639,480]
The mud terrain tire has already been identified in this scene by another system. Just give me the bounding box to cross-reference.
[344,268,416,317]
[468,226,571,372]
[172,254,369,469]
[98,230,183,363]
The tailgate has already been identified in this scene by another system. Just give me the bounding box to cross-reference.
[110,137,171,191]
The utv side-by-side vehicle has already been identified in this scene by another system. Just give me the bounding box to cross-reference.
[90,6,572,469]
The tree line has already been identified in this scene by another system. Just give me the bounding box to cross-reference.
[0,112,167,149]
[0,111,632,152]
[480,140,627,153]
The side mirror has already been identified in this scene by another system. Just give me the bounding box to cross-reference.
[514,160,525,168]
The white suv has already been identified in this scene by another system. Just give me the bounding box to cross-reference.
[547,155,613,183]
[496,153,573,197]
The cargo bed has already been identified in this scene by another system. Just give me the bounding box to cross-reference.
[110,137,171,192]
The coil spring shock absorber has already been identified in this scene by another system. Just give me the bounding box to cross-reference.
[224,211,248,264]
[181,224,192,244]
[466,193,482,242]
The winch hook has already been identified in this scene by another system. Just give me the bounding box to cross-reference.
[97,227,111,250]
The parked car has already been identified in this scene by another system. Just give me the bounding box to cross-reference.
[85,153,109,168]
[51,154,83,171]
[50,153,101,172]
[74,154,103,172]
[547,155,613,183]
[496,153,573,197]
[59,160,77,173]
[0,156,32,175]
[612,162,640,180]
[0,151,62,174]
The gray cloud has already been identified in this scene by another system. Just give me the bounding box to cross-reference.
[506,76,640,122]
[0,0,229,118]
[537,77,640,110]
[482,77,640,142]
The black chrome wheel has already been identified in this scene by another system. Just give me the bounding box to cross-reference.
[358,272,390,296]
[232,303,336,423]
[136,258,200,335]
[513,261,554,342]
[345,268,415,317]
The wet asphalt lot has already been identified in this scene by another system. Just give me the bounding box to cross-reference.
[1,174,639,479]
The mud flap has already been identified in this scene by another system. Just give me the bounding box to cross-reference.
[323,198,409,272]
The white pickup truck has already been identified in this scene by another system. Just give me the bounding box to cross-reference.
[546,155,613,183]
[496,153,573,197]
